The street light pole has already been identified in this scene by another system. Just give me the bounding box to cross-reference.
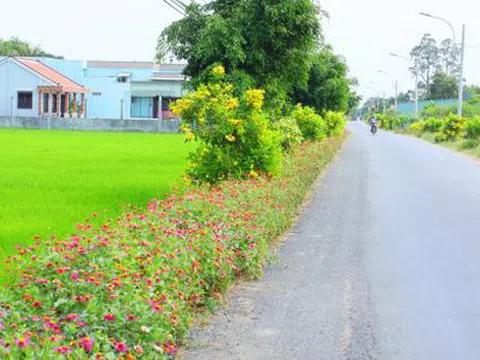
[390,52,419,118]
[458,24,466,116]
[420,12,465,116]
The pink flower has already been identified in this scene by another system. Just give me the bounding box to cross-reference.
[165,343,177,355]
[151,303,164,313]
[70,272,79,282]
[135,345,144,354]
[81,337,94,353]
[0,321,5,330]
[104,313,115,321]
[54,346,73,354]
[14,336,30,348]
[115,342,129,353]
[65,313,79,321]
[76,321,88,327]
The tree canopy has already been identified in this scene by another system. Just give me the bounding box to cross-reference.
[292,46,351,113]
[0,38,62,58]
[160,0,355,113]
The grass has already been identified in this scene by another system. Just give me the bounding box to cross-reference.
[0,129,190,279]
[405,130,480,159]
[0,134,346,358]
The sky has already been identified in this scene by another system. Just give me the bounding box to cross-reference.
[1,0,480,100]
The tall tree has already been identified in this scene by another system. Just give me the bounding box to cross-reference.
[429,72,458,100]
[0,37,62,58]
[439,39,459,77]
[292,46,350,113]
[160,0,321,106]
[410,34,440,99]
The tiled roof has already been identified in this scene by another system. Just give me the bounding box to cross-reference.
[16,58,88,93]
[87,60,155,69]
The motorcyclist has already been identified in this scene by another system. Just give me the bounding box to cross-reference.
[370,116,378,133]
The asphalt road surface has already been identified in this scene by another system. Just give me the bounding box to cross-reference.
[181,123,480,360]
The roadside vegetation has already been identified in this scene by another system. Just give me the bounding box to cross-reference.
[374,97,480,158]
[1,0,354,358]
[0,131,190,278]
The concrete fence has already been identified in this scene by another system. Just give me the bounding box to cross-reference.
[0,117,181,133]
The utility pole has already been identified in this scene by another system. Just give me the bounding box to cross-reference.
[458,24,466,116]
[420,12,465,116]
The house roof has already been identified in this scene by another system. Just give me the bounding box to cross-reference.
[157,64,186,72]
[16,57,88,93]
[87,60,155,69]
[151,72,187,81]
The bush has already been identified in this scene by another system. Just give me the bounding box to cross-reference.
[0,136,346,359]
[409,121,426,134]
[376,110,411,131]
[434,114,467,142]
[465,116,480,139]
[324,111,346,136]
[171,66,282,184]
[272,117,304,150]
[423,117,444,132]
[291,104,326,141]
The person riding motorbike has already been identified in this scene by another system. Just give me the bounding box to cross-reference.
[370,116,378,134]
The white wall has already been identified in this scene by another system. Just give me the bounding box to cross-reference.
[0,59,51,117]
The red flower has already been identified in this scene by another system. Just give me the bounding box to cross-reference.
[14,336,30,348]
[32,301,43,308]
[115,342,129,353]
[65,313,79,321]
[104,313,115,321]
[165,343,177,355]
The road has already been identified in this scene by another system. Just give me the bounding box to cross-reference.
[181,122,480,360]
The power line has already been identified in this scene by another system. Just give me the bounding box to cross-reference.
[163,0,185,15]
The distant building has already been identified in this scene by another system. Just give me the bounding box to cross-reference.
[0,57,187,120]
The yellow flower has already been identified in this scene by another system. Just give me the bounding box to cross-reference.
[249,170,259,179]
[226,98,240,110]
[245,89,265,110]
[171,98,193,115]
[212,65,225,77]
[225,134,236,142]
[228,118,241,126]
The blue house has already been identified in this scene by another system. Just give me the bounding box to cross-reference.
[0,57,187,120]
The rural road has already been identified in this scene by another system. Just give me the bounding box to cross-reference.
[181,122,480,360]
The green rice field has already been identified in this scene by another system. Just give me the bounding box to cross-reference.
[0,129,190,278]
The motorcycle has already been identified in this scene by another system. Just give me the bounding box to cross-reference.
[370,123,377,135]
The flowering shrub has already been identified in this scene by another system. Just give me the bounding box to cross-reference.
[434,114,467,142]
[408,120,426,134]
[272,117,304,150]
[171,66,282,184]
[290,104,326,141]
[0,134,345,359]
[323,111,346,136]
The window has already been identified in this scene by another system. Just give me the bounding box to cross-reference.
[17,91,33,109]
[117,76,128,83]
